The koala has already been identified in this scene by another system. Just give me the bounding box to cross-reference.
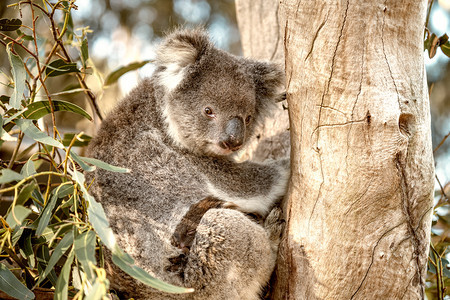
[86,28,290,300]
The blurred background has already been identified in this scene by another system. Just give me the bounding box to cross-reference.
[0,0,448,296]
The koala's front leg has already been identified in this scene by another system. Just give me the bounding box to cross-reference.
[170,196,238,253]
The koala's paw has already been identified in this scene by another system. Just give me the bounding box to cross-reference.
[264,206,285,248]
[165,253,188,279]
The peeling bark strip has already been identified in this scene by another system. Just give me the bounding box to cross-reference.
[275,0,433,299]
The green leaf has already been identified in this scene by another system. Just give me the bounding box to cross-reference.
[81,38,89,67]
[6,44,26,109]
[37,231,74,285]
[11,226,24,247]
[74,230,97,280]
[17,183,37,206]
[36,244,58,286]
[80,156,130,173]
[0,263,35,300]
[22,99,92,121]
[21,158,37,177]
[0,19,22,31]
[6,205,31,228]
[0,95,10,104]
[18,232,35,269]
[440,41,450,57]
[16,119,64,148]
[70,151,96,172]
[36,183,73,237]
[52,184,74,199]
[104,60,152,86]
[4,107,28,124]
[45,59,80,77]
[63,133,91,147]
[50,88,86,96]
[54,248,74,300]
[0,168,24,184]
[112,248,193,294]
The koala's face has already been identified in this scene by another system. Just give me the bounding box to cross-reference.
[155,29,284,157]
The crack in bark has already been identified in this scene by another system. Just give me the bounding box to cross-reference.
[381,1,400,105]
[316,104,346,116]
[305,14,328,62]
[310,1,349,229]
[395,153,424,299]
[316,0,349,148]
[382,2,424,298]
[350,222,405,299]
[294,0,303,19]
[284,20,294,92]
[311,118,367,137]
[400,273,416,299]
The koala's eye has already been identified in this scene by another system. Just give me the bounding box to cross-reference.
[245,115,252,124]
[204,107,215,118]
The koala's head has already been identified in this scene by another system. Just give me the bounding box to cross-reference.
[154,28,285,157]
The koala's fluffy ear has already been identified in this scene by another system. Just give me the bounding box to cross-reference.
[251,62,286,119]
[155,28,210,91]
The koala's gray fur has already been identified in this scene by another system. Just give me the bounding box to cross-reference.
[86,28,289,299]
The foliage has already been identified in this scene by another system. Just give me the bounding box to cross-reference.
[424,1,450,299]
[0,1,192,299]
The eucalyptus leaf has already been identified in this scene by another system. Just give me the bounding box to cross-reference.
[54,248,74,300]
[80,156,130,173]
[36,183,73,237]
[0,95,10,104]
[6,205,31,228]
[16,119,64,149]
[11,226,24,247]
[22,99,92,121]
[18,232,35,269]
[74,230,97,280]
[17,183,37,206]
[81,38,89,67]
[4,107,28,124]
[37,231,74,285]
[0,19,22,31]
[104,60,152,86]
[45,59,80,77]
[63,133,92,147]
[6,44,26,109]
[112,248,193,294]
[21,158,37,177]
[0,263,35,300]
[0,168,24,184]
[440,41,450,57]
[70,151,96,172]
[36,244,58,286]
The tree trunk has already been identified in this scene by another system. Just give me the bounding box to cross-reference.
[237,0,435,299]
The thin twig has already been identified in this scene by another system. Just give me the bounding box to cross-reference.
[433,131,450,153]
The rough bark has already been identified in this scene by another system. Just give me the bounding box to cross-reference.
[237,0,435,299]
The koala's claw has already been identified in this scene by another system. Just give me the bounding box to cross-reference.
[264,206,285,245]
[165,254,188,278]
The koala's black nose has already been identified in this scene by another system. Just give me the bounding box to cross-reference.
[220,117,245,151]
